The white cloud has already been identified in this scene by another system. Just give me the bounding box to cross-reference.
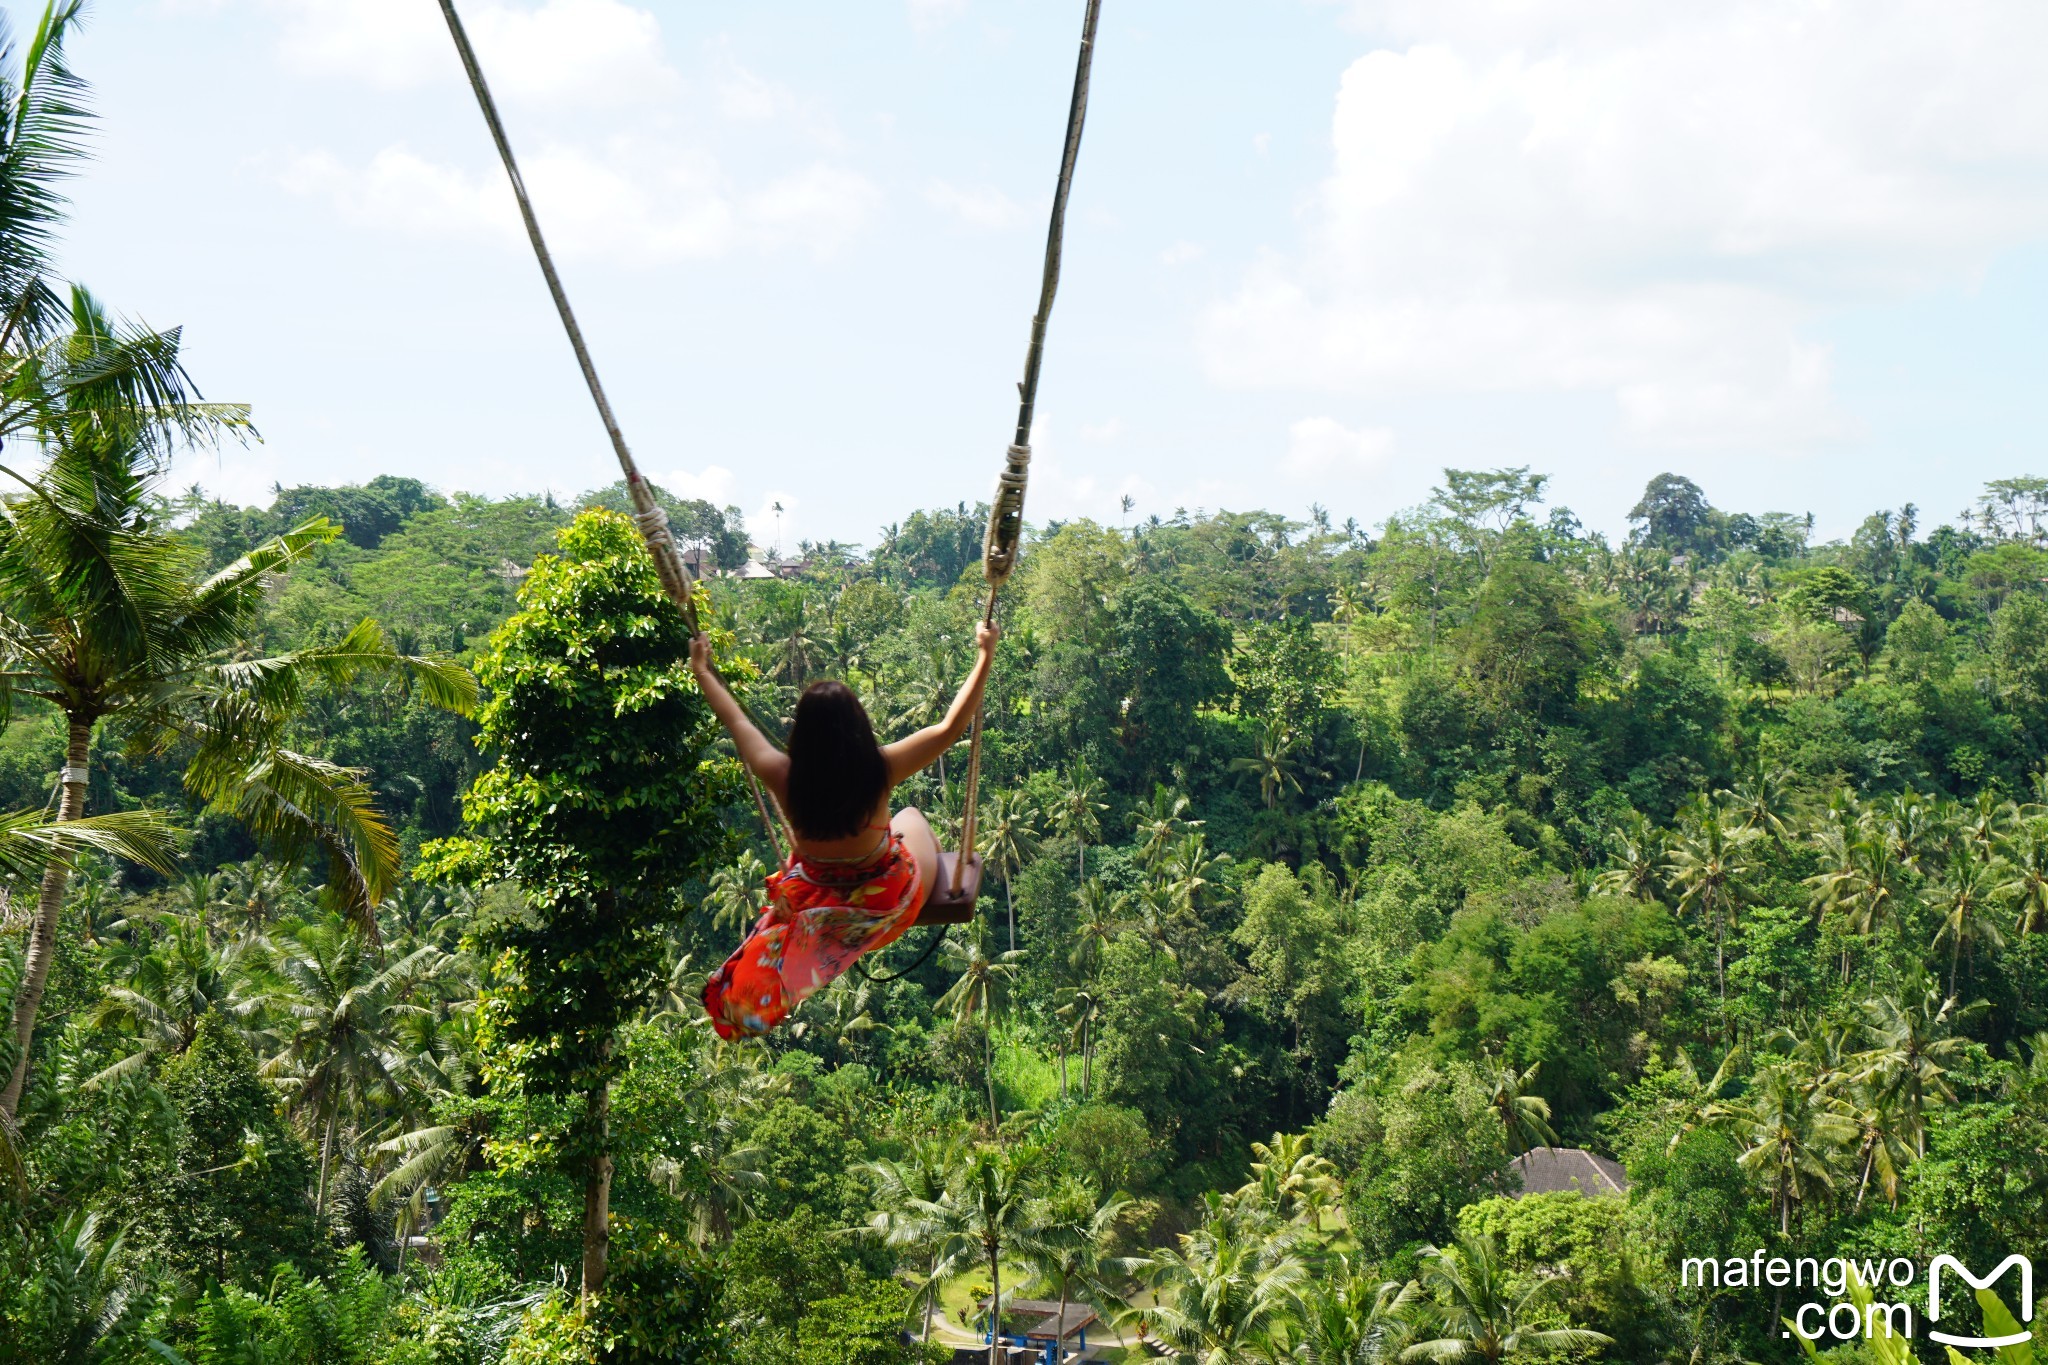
[1204,2,2048,449]
[277,0,677,104]
[749,165,884,260]
[280,143,876,264]
[1284,417,1394,478]
[1080,417,1125,442]
[1160,241,1204,267]
[280,147,517,243]
[907,0,968,33]
[665,465,737,506]
[925,180,1020,230]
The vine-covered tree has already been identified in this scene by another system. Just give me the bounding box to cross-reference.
[419,509,741,1297]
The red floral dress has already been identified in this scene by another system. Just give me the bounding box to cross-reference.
[701,835,924,1039]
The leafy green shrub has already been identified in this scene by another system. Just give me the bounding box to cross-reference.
[499,1229,726,1365]
[153,1249,396,1365]
[588,1225,728,1364]
[501,1295,598,1365]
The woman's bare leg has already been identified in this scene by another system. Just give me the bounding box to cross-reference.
[892,807,942,913]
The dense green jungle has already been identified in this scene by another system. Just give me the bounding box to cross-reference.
[6,7,2048,1365]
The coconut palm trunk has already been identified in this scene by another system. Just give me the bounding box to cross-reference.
[316,1102,339,1220]
[985,1027,1001,1130]
[1,719,90,1118]
[987,1236,1004,1365]
[582,1078,613,1297]
[1082,1018,1093,1098]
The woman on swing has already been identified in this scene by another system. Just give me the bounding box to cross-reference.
[691,621,998,1039]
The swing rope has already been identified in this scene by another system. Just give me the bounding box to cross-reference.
[950,0,1104,897]
[438,0,1105,904]
[433,0,700,636]
[438,0,797,860]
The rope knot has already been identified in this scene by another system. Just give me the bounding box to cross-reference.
[634,505,673,549]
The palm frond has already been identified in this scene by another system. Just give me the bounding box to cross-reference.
[0,806,179,882]
[190,748,398,935]
[0,0,91,344]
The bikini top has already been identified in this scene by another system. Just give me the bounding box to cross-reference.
[792,819,894,870]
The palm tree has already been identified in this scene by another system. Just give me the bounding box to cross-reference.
[1995,819,2048,934]
[1478,1056,1557,1158]
[1805,828,1899,983]
[1870,788,1940,877]
[1246,1132,1343,1234]
[1055,983,1104,1100]
[1714,1063,1856,1235]
[85,911,260,1085]
[1129,1192,1309,1363]
[1294,1259,1418,1365]
[1666,798,1751,1002]
[937,928,1025,1128]
[1017,1178,1132,1361]
[1128,883,1184,962]
[1164,832,1229,917]
[261,918,444,1218]
[16,1211,153,1365]
[1956,788,2015,864]
[755,585,817,690]
[790,974,887,1067]
[0,806,173,888]
[0,433,474,1119]
[978,789,1040,952]
[1069,878,1127,980]
[1591,812,1665,903]
[218,855,296,937]
[703,849,769,934]
[1402,1233,1612,1362]
[1,14,234,452]
[935,1146,1043,1365]
[1051,761,1108,880]
[1719,764,1796,842]
[0,6,472,1120]
[1932,851,2005,997]
[643,1046,784,1244]
[1845,1080,1914,1212]
[1855,978,1977,1158]
[1232,718,1308,811]
[862,1133,970,1343]
[1132,785,1199,872]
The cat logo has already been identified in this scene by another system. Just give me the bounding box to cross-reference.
[1927,1254,2033,1349]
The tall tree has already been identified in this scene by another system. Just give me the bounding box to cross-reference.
[1713,1063,1856,1235]
[417,510,739,1296]
[261,917,443,1219]
[1051,761,1108,880]
[937,928,1024,1129]
[1016,1178,1131,1362]
[933,1146,1041,1365]
[1403,1232,1612,1362]
[977,789,1040,952]
[1855,979,1975,1159]
[1667,798,1751,1002]
[1130,1193,1308,1363]
[0,2,473,1120]
[0,418,471,1119]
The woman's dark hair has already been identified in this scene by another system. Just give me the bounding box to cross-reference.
[784,680,889,840]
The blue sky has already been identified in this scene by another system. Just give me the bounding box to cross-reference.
[41,0,2048,551]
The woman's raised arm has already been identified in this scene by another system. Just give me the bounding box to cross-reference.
[883,621,999,786]
[689,634,790,797]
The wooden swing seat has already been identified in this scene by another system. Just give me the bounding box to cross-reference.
[917,852,984,924]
